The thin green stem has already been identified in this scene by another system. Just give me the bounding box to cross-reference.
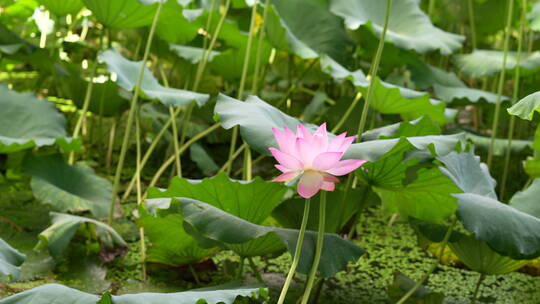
[188,264,201,285]
[234,154,265,176]
[243,145,252,180]
[202,0,217,51]
[226,128,239,175]
[193,0,231,91]
[471,273,486,304]
[69,29,104,164]
[331,92,362,133]
[301,191,326,304]
[148,123,221,188]
[487,0,514,168]
[251,0,271,94]
[135,109,147,281]
[467,0,477,50]
[248,257,264,283]
[122,109,180,200]
[106,116,117,170]
[109,0,164,224]
[218,143,247,173]
[277,198,311,304]
[500,0,526,200]
[396,217,457,304]
[237,257,246,279]
[298,86,336,105]
[169,106,182,175]
[357,0,392,138]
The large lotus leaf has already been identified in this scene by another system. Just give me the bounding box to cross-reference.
[319,56,448,123]
[137,203,215,266]
[454,193,540,259]
[22,154,113,219]
[438,150,497,199]
[0,282,265,304]
[65,78,129,117]
[330,0,464,55]
[155,0,201,44]
[39,0,83,16]
[99,50,209,107]
[0,238,25,282]
[82,0,157,29]
[361,117,440,141]
[169,44,220,64]
[0,85,78,153]
[507,90,540,120]
[147,173,287,257]
[360,77,447,124]
[448,235,528,275]
[438,151,540,259]
[180,198,365,277]
[36,212,127,258]
[433,84,507,104]
[214,93,465,161]
[509,178,540,218]
[462,130,532,156]
[266,0,353,64]
[454,50,540,78]
[357,138,460,222]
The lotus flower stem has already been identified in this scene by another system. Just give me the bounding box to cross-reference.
[357,0,393,139]
[251,0,271,94]
[487,0,514,168]
[301,191,326,304]
[500,0,526,200]
[219,143,247,173]
[277,198,311,304]
[109,0,164,224]
[332,92,362,133]
[135,109,147,281]
[148,123,221,189]
[69,29,104,165]
[396,216,457,304]
[471,273,486,304]
[467,0,477,50]
[248,257,264,283]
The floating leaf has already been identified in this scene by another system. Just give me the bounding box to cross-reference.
[454,50,540,78]
[99,49,209,107]
[147,173,287,257]
[507,91,540,120]
[82,0,157,29]
[330,0,464,54]
[36,213,127,258]
[179,198,365,277]
[0,282,265,304]
[22,154,113,219]
[38,0,83,16]
[0,238,26,282]
[0,85,78,153]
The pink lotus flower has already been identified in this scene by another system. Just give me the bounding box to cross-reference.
[269,123,367,198]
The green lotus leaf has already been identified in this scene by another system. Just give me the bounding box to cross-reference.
[448,235,528,275]
[65,78,129,117]
[0,282,265,304]
[38,0,83,16]
[265,0,353,64]
[22,154,113,219]
[36,212,127,258]
[507,91,540,120]
[169,44,220,64]
[438,151,540,259]
[0,238,25,282]
[330,0,464,54]
[357,138,460,222]
[462,130,532,156]
[99,49,209,107]
[155,0,201,44]
[82,0,157,29]
[147,173,287,257]
[509,178,540,218]
[189,142,219,175]
[0,85,78,153]
[179,198,365,277]
[454,50,540,78]
[137,202,215,266]
[529,0,540,32]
